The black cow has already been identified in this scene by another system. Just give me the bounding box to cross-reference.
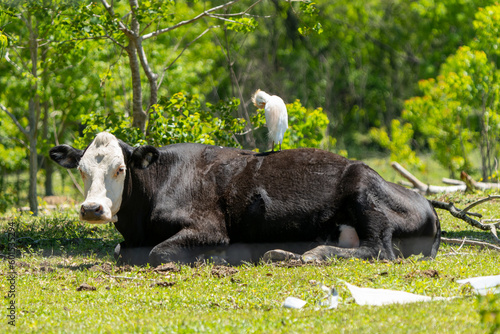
[49,132,440,265]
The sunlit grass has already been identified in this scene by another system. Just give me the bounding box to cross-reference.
[1,192,500,333]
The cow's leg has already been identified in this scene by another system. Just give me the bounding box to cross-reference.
[149,228,230,266]
[301,228,397,262]
[301,244,394,262]
[114,243,153,266]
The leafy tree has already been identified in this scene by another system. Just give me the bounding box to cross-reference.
[402,4,500,179]
[369,119,422,169]
[70,0,261,134]
[230,0,491,152]
[75,92,247,150]
[0,0,53,214]
[281,100,331,150]
[0,0,104,213]
[76,91,331,158]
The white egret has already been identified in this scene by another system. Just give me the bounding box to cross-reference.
[251,89,288,152]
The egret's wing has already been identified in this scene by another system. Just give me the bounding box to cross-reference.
[265,96,287,141]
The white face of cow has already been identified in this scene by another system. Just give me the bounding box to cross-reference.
[78,132,126,223]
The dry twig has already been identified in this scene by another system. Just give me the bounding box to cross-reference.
[441,237,500,251]
[431,196,500,245]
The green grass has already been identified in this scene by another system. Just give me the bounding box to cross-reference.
[1,193,500,333]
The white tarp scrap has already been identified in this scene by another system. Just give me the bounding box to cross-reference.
[283,275,500,309]
[457,275,500,295]
[283,296,307,309]
[283,285,339,310]
[344,282,450,306]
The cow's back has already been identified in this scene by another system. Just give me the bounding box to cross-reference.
[212,148,353,242]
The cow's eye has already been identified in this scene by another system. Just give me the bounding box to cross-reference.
[115,166,125,177]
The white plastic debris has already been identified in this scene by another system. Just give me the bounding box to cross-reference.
[457,275,500,295]
[283,296,307,309]
[318,285,339,309]
[345,282,449,306]
[282,274,500,310]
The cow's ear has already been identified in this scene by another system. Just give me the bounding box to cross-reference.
[130,145,159,169]
[49,145,83,169]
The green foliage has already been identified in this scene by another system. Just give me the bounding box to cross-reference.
[0,30,6,56]
[150,93,246,148]
[225,17,258,33]
[281,100,332,150]
[370,119,422,169]
[239,0,491,153]
[472,5,500,59]
[402,4,500,178]
[0,191,15,213]
[298,1,323,36]
[78,94,331,153]
[75,110,146,150]
[76,92,247,149]
[2,0,498,207]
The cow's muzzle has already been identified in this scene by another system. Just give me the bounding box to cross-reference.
[80,202,105,221]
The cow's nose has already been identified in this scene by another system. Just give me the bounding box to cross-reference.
[80,203,104,220]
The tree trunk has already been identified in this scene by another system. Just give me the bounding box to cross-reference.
[126,0,148,133]
[28,13,38,215]
[41,49,53,196]
[16,170,21,206]
[44,161,54,196]
[28,110,38,215]
[135,36,158,111]
[126,40,147,133]
[223,25,255,149]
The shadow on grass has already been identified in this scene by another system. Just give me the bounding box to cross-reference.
[442,229,495,241]
[0,211,122,262]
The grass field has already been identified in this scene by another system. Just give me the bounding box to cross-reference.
[1,191,500,333]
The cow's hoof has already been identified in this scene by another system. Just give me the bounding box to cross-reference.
[262,249,301,263]
[301,246,332,262]
[301,254,322,263]
[149,251,168,267]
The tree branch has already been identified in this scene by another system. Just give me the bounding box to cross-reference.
[461,171,500,191]
[100,0,136,38]
[158,25,220,89]
[391,162,467,194]
[5,49,29,74]
[0,103,28,136]
[431,197,500,244]
[142,0,243,40]
[462,195,500,214]
[441,237,500,252]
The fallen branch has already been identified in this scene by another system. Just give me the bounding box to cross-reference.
[442,178,465,186]
[461,171,500,191]
[431,196,500,244]
[391,162,500,194]
[441,237,500,252]
[391,162,466,194]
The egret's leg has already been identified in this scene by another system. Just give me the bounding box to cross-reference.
[271,141,275,152]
